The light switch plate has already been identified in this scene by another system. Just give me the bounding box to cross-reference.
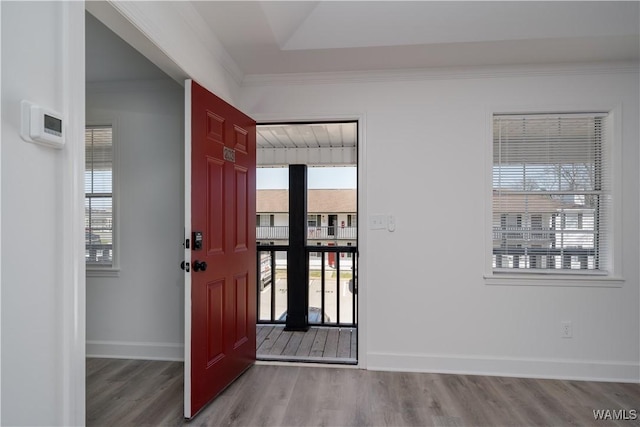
[369,214,387,230]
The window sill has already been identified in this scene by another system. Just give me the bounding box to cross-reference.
[87,267,120,278]
[484,273,624,288]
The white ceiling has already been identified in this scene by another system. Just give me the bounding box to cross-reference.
[192,1,640,76]
[256,122,358,166]
[257,122,357,149]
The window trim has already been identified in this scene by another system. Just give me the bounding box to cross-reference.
[86,119,120,277]
[484,105,624,287]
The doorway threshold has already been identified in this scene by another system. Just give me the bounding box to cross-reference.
[257,325,357,364]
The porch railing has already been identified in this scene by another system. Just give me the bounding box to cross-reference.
[493,247,597,270]
[256,226,357,241]
[257,244,357,327]
[308,226,357,240]
[86,243,112,264]
[256,226,289,240]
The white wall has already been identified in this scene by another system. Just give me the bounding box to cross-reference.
[85,80,185,360]
[1,2,85,425]
[2,4,634,424]
[86,12,168,84]
[86,14,185,360]
[240,64,640,381]
[275,213,288,227]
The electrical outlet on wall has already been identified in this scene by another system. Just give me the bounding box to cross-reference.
[561,321,573,338]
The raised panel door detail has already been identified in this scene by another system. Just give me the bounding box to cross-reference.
[233,125,248,154]
[206,280,225,367]
[207,157,225,254]
[206,112,225,144]
[187,80,256,418]
[234,166,248,252]
[234,273,249,349]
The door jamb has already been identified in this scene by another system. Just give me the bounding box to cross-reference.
[183,79,193,418]
[64,2,87,425]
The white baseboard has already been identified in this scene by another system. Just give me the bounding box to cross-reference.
[85,343,639,382]
[86,340,184,361]
[367,352,640,383]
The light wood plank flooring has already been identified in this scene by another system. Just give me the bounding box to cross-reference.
[257,325,357,363]
[87,358,640,426]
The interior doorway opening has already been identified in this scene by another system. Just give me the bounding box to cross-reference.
[255,122,359,364]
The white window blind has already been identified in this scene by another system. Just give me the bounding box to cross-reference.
[493,113,609,272]
[85,126,113,267]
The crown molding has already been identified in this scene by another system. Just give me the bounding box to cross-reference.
[242,61,640,87]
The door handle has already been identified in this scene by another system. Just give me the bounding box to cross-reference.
[193,260,207,272]
[181,261,190,272]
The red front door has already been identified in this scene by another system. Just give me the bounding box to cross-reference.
[184,80,256,418]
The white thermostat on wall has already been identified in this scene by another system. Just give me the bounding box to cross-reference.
[20,100,65,149]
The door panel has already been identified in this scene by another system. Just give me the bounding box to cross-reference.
[207,112,225,142]
[235,166,248,251]
[234,273,249,348]
[185,80,256,418]
[207,158,225,255]
[206,280,225,364]
[234,125,248,153]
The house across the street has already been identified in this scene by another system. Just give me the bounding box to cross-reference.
[257,188,357,245]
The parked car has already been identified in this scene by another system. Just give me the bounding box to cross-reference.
[278,307,330,323]
[85,230,101,245]
[85,230,103,262]
[259,253,272,290]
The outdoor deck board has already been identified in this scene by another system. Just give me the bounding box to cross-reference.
[257,325,357,363]
[270,328,293,355]
[256,324,273,344]
[257,325,283,354]
[336,329,352,358]
[282,331,305,356]
[323,328,339,358]
[350,327,357,358]
[309,328,329,358]
[295,328,317,357]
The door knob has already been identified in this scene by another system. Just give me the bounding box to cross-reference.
[180,261,190,272]
[193,260,207,272]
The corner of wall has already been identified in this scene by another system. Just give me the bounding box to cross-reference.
[0,1,3,423]
[60,2,86,426]
[91,0,243,106]
[1,2,86,425]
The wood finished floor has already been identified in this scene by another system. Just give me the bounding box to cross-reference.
[257,325,357,363]
[87,358,640,427]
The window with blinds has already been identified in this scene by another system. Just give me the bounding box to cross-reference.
[85,126,114,267]
[493,113,609,272]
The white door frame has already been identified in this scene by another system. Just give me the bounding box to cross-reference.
[252,113,368,369]
[63,2,87,425]
[183,80,193,417]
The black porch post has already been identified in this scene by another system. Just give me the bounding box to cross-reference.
[286,164,309,331]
